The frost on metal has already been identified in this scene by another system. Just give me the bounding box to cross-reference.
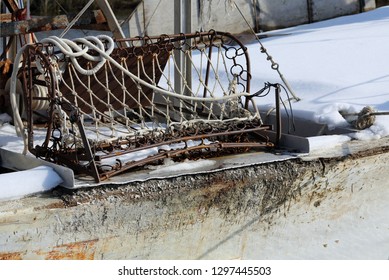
[12,31,276,182]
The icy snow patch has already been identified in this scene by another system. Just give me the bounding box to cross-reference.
[0,166,63,201]
[308,134,351,153]
[149,159,217,175]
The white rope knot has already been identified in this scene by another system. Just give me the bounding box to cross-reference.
[41,35,115,76]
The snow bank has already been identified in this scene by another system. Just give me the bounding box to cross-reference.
[249,6,389,143]
[0,166,63,201]
[308,134,351,153]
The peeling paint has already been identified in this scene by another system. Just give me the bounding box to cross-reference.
[0,252,23,260]
[1,145,389,259]
[38,239,98,260]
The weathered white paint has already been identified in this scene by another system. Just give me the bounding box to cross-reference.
[257,0,309,31]
[126,0,377,36]
[312,0,360,22]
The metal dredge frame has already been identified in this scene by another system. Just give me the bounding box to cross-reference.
[18,31,276,182]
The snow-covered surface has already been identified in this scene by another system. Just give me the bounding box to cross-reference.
[250,7,389,151]
[0,166,63,201]
[0,118,34,153]
[1,8,389,198]
[149,158,217,174]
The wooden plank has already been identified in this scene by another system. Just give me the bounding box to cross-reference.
[65,10,107,25]
[93,9,107,24]
[0,10,111,37]
[0,15,69,37]
[69,9,110,31]
[0,13,12,22]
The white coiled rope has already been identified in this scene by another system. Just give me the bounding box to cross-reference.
[41,35,115,76]
[10,44,28,153]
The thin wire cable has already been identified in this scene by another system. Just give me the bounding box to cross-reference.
[233,1,301,102]
[59,0,95,38]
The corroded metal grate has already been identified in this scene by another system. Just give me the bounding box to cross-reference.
[15,31,274,182]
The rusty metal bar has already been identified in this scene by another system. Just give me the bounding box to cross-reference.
[99,140,273,180]
[275,84,282,146]
[95,125,272,161]
[74,115,101,183]
[0,13,12,22]
[0,15,68,37]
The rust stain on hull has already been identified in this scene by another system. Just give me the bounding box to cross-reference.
[0,252,23,260]
[1,147,388,259]
[0,240,98,260]
[42,239,98,260]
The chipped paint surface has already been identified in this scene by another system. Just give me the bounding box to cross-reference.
[0,144,389,259]
[39,240,98,260]
[0,252,23,260]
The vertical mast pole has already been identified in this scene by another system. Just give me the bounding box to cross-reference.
[174,0,191,96]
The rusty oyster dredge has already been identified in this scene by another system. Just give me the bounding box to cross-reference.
[2,0,389,262]
[1,0,296,184]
